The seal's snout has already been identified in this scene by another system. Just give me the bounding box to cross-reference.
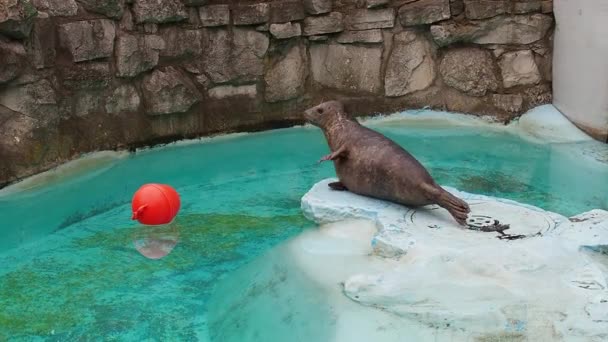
[303,104,324,127]
[304,100,343,127]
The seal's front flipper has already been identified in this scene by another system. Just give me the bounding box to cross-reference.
[328,181,348,191]
[318,145,348,163]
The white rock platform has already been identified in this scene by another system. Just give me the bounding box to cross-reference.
[301,179,608,341]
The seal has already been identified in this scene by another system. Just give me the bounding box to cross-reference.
[304,100,470,225]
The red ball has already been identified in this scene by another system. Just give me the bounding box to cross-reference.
[131,184,181,225]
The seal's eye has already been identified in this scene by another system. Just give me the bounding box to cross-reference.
[316,108,323,114]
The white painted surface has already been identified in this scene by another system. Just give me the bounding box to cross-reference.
[553,0,608,140]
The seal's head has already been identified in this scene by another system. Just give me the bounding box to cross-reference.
[304,100,346,129]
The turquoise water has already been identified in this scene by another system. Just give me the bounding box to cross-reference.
[0,121,607,340]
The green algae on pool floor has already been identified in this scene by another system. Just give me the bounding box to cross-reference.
[0,212,310,341]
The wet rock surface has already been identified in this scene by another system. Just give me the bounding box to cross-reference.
[141,67,201,115]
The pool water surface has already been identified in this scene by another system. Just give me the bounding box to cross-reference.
[0,116,607,340]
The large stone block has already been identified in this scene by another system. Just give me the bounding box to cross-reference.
[385,31,435,97]
[499,50,541,88]
[399,0,450,26]
[310,43,382,94]
[439,47,498,96]
[208,84,257,99]
[269,0,305,23]
[270,22,302,39]
[431,14,553,46]
[337,29,383,44]
[303,12,343,36]
[0,38,26,84]
[59,19,115,62]
[105,84,141,114]
[76,0,125,19]
[28,13,56,69]
[232,3,269,26]
[345,8,395,30]
[32,0,77,17]
[61,61,111,89]
[141,67,201,115]
[464,0,543,19]
[132,0,187,24]
[264,42,307,102]
[463,0,509,19]
[201,28,233,83]
[159,27,202,58]
[0,0,37,39]
[0,79,58,123]
[115,34,164,77]
[72,91,103,117]
[232,28,270,82]
[199,5,229,27]
[304,0,332,15]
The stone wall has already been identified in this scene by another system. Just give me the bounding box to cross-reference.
[0,0,554,186]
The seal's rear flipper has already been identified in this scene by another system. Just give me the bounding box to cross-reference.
[421,183,470,226]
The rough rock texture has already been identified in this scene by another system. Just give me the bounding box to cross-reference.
[0,38,26,84]
[399,0,450,26]
[269,0,305,23]
[0,0,557,186]
[0,0,37,38]
[59,20,116,62]
[493,94,523,113]
[367,0,389,9]
[499,50,542,88]
[32,0,77,17]
[115,34,164,77]
[77,0,124,19]
[337,29,383,44]
[311,43,382,94]
[232,28,270,81]
[270,22,301,39]
[464,0,544,19]
[385,31,435,97]
[304,0,332,15]
[208,84,256,99]
[199,5,229,27]
[264,42,307,102]
[132,0,187,24]
[431,14,553,46]
[440,48,499,96]
[105,84,141,114]
[158,27,202,58]
[201,28,232,83]
[303,12,343,36]
[0,79,57,122]
[233,3,269,26]
[345,8,395,30]
[141,67,201,115]
[28,13,55,69]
